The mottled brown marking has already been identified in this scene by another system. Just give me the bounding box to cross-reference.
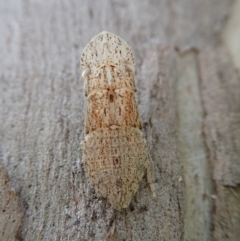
[80,31,156,210]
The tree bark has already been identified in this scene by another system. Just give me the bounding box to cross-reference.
[0,0,239,240]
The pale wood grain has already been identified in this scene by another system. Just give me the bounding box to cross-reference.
[0,1,239,240]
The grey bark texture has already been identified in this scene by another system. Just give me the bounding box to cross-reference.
[0,0,240,241]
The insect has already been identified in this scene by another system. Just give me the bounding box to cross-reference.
[80,31,156,210]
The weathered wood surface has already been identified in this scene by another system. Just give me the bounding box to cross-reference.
[0,0,240,240]
[0,166,21,240]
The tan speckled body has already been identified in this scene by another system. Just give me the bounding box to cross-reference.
[80,31,156,210]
